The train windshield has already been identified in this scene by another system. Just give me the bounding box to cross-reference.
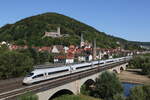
[27,73,34,77]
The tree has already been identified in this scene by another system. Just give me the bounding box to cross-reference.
[0,51,33,79]
[142,63,150,75]
[38,52,49,64]
[0,44,9,53]
[94,71,123,100]
[128,85,150,100]
[129,54,150,76]
[80,84,91,96]
[113,94,125,100]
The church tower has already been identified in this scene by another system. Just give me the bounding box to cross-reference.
[93,39,97,60]
[80,33,84,47]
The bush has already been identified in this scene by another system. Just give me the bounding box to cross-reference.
[52,95,100,100]
[142,63,150,75]
[127,85,150,100]
[80,84,91,95]
[129,54,150,76]
[113,94,125,100]
[17,92,38,100]
[0,51,33,79]
[93,71,123,100]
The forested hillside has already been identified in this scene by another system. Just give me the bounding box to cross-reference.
[0,12,140,49]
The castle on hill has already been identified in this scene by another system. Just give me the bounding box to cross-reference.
[43,27,68,38]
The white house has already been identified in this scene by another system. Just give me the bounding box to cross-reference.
[66,58,74,64]
[51,46,60,53]
[51,45,64,53]
[78,56,86,62]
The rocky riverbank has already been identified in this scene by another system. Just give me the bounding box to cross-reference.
[118,69,150,84]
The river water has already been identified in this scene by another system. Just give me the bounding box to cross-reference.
[122,82,141,96]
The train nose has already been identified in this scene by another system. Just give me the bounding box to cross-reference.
[23,77,30,85]
[23,78,27,83]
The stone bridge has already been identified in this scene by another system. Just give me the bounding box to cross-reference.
[36,62,128,100]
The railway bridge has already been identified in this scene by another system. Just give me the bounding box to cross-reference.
[0,60,128,100]
[37,62,128,100]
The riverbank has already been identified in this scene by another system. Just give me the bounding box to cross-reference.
[118,69,150,84]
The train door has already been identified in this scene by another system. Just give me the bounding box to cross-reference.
[44,73,47,79]
[70,65,73,73]
[91,61,94,68]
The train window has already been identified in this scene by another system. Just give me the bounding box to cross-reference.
[27,73,34,77]
[94,63,99,65]
[99,62,104,64]
[106,61,113,63]
[32,74,44,79]
[76,65,91,69]
[48,69,69,75]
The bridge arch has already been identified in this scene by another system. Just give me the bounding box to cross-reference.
[120,66,124,72]
[82,79,95,86]
[113,69,118,73]
[49,89,74,100]
[80,79,95,95]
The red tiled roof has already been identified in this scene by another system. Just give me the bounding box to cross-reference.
[55,53,74,59]
[38,47,51,52]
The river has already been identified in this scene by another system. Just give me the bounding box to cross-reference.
[122,82,142,96]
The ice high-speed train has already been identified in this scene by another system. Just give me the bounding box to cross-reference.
[23,56,131,85]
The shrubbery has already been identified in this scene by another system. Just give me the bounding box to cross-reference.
[0,51,33,79]
[17,92,38,100]
[81,71,124,100]
[129,53,150,75]
[0,46,54,79]
[52,95,100,100]
[19,48,54,65]
[94,71,123,100]
[127,85,150,100]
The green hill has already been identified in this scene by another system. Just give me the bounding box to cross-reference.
[0,12,141,49]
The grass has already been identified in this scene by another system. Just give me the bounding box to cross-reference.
[52,94,101,100]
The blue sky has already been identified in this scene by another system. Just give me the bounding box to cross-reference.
[0,0,150,42]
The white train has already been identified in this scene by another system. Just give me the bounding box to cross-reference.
[23,56,131,85]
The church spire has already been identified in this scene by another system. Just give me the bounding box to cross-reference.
[80,33,84,47]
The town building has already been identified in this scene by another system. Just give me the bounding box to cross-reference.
[54,53,74,64]
[51,45,64,53]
